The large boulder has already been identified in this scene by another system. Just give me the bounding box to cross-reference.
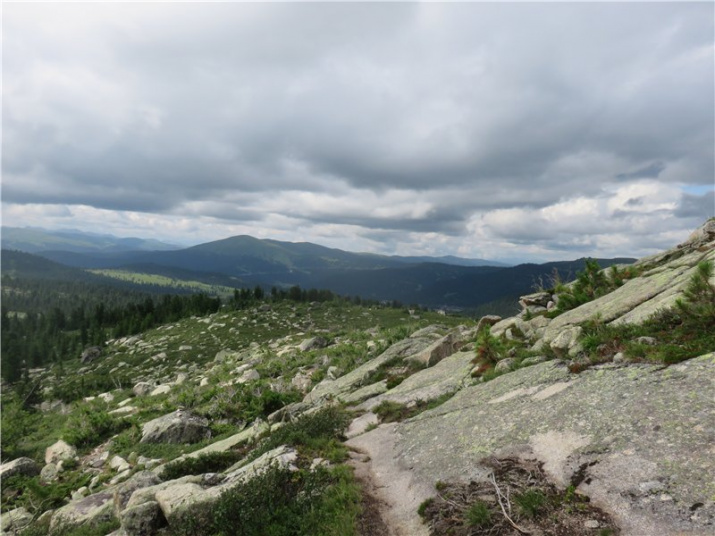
[133,382,155,397]
[49,492,115,534]
[404,332,463,368]
[120,501,166,536]
[140,410,210,444]
[0,507,33,533]
[0,457,41,479]
[45,439,77,465]
[80,346,102,364]
[299,336,329,352]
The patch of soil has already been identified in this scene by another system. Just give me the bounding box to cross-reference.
[419,457,619,536]
[356,475,391,536]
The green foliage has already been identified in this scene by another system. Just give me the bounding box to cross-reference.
[2,470,92,515]
[474,328,506,366]
[174,464,360,536]
[417,497,434,518]
[20,519,120,536]
[250,406,351,461]
[0,396,41,459]
[62,403,127,449]
[580,259,715,365]
[162,450,247,480]
[465,500,492,527]
[373,392,457,423]
[514,489,547,518]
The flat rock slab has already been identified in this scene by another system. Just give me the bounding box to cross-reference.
[390,354,715,536]
[358,350,475,411]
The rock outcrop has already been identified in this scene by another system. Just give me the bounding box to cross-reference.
[140,410,210,444]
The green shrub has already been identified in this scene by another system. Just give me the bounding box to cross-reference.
[174,464,360,536]
[514,489,547,518]
[62,404,126,449]
[162,450,247,480]
[465,500,491,527]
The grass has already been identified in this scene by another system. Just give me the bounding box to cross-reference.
[372,391,457,423]
[465,501,492,527]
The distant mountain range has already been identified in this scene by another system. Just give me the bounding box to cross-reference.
[1,227,180,254]
[1,227,635,314]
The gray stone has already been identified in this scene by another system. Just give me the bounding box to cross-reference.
[80,346,102,364]
[120,501,166,536]
[522,355,547,367]
[584,520,600,529]
[404,332,462,368]
[140,410,210,444]
[113,471,162,515]
[299,336,328,352]
[0,507,32,533]
[495,358,517,373]
[327,366,340,380]
[635,336,658,346]
[360,351,475,411]
[291,372,313,393]
[132,382,154,397]
[110,456,131,473]
[520,291,552,308]
[475,315,502,333]
[45,439,77,464]
[549,326,583,358]
[40,463,59,482]
[50,492,115,533]
[149,385,171,397]
[236,369,260,384]
[0,457,40,479]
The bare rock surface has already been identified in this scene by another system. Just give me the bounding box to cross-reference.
[0,457,41,479]
[358,350,474,411]
[368,353,715,536]
[140,410,210,444]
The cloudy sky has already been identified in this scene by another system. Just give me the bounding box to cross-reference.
[2,2,713,263]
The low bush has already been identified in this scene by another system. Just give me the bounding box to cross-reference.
[162,450,247,480]
[62,403,127,449]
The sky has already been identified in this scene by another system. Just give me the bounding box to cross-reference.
[2,1,714,264]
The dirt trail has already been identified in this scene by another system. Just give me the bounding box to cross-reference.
[346,423,432,536]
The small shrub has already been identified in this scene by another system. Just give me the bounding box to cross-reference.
[162,450,246,480]
[374,400,409,423]
[417,497,434,518]
[465,500,492,527]
[62,404,126,449]
[515,489,547,518]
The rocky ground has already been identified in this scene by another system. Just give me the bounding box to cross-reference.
[2,220,714,536]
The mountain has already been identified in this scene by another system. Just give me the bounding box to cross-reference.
[1,227,180,254]
[19,232,634,312]
[1,220,713,536]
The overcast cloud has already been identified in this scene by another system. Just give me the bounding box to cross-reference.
[2,2,713,263]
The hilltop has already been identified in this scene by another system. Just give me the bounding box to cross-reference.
[1,220,713,536]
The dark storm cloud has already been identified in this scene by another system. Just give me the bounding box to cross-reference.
[2,2,713,260]
[675,191,715,219]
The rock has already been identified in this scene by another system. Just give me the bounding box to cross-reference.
[521,355,547,367]
[45,439,77,464]
[98,392,114,403]
[114,471,162,515]
[120,501,166,536]
[613,352,626,364]
[549,326,583,358]
[50,492,115,534]
[360,351,475,412]
[0,457,41,479]
[110,456,131,473]
[346,412,380,439]
[404,332,463,368]
[476,315,502,333]
[495,358,517,373]
[155,483,205,522]
[291,372,313,393]
[584,519,600,529]
[178,345,192,351]
[199,377,210,387]
[305,335,440,403]
[236,369,260,384]
[133,382,154,397]
[71,487,89,500]
[327,366,340,380]
[635,336,657,346]
[80,346,102,364]
[299,336,328,352]
[0,507,32,533]
[140,410,210,444]
[341,380,389,405]
[149,385,171,397]
[520,291,552,308]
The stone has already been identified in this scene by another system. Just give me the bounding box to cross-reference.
[495,358,517,373]
[519,291,552,308]
[327,366,340,380]
[522,355,547,367]
[635,336,657,346]
[0,507,32,533]
[110,455,131,473]
[50,492,115,533]
[80,346,102,364]
[45,439,77,464]
[0,457,41,479]
[475,315,502,333]
[155,483,205,522]
[174,373,188,385]
[236,369,260,383]
[299,336,328,352]
[133,382,154,397]
[149,385,171,397]
[549,326,583,358]
[98,392,114,403]
[140,410,210,444]
[199,377,210,387]
[404,332,462,368]
[291,372,313,393]
[120,501,166,536]
[584,520,600,529]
